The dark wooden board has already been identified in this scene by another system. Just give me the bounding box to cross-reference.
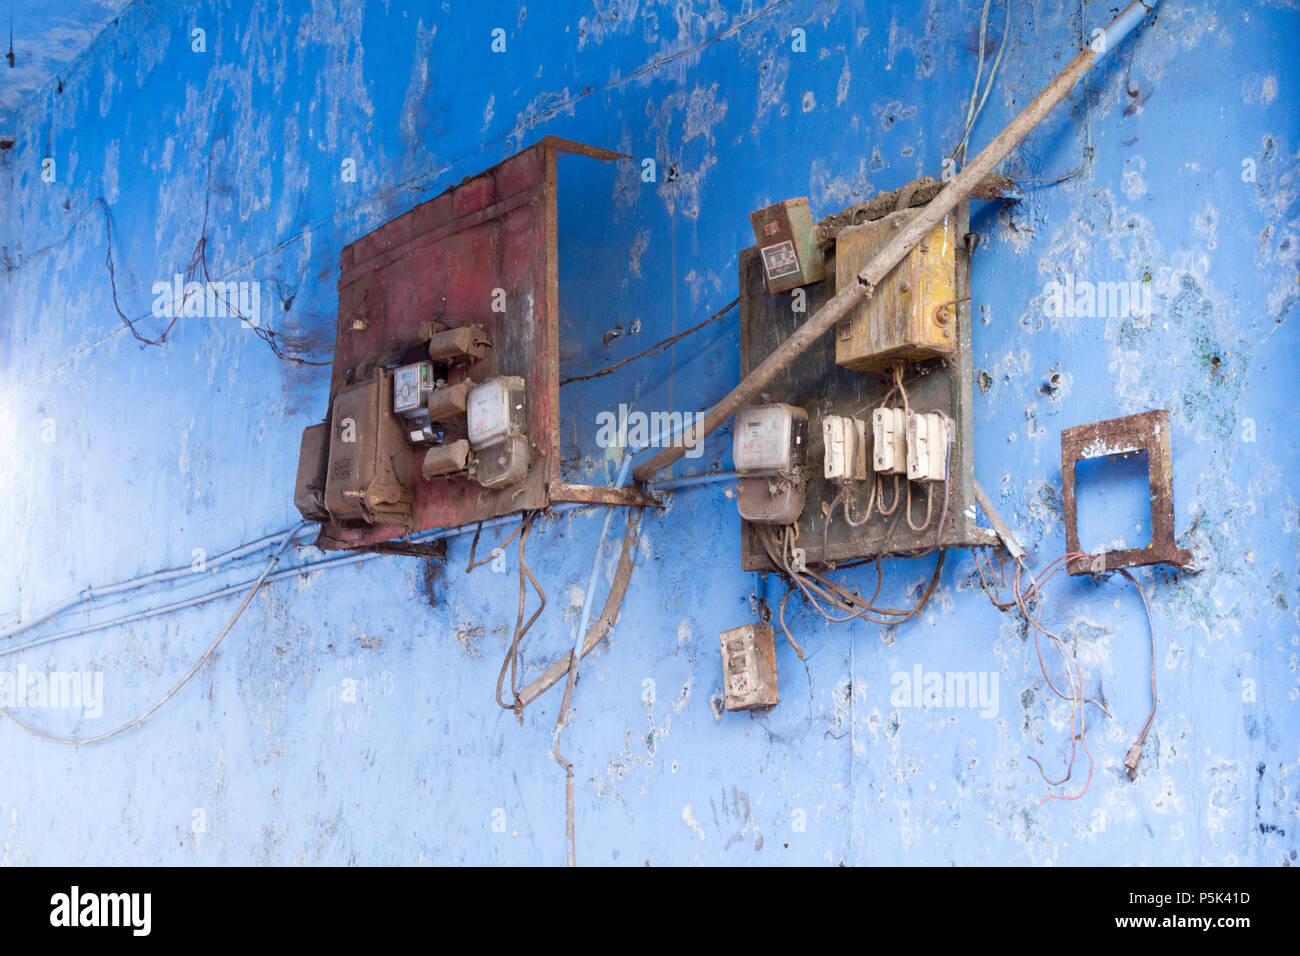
[737,200,994,570]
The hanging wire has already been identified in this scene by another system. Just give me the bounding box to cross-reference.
[1,522,308,745]
[950,0,1012,170]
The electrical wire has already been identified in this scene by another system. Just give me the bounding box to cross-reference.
[973,548,1116,803]
[551,452,639,867]
[1120,568,1157,780]
[482,512,546,720]
[1,522,307,745]
[0,524,310,641]
[559,298,739,386]
[950,0,1012,169]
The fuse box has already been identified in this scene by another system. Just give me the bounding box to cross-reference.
[823,414,868,482]
[872,406,908,475]
[834,208,958,372]
[749,198,826,295]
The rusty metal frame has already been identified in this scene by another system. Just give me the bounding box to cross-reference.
[1061,409,1191,576]
[351,539,449,559]
[317,137,655,552]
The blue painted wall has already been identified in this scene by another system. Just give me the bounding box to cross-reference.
[0,0,1296,865]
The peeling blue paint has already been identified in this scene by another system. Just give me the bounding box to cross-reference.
[0,0,1297,865]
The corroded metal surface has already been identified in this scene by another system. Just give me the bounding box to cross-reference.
[1061,409,1192,575]
[317,137,624,551]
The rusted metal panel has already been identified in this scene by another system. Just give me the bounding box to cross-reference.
[548,482,661,508]
[316,137,624,551]
[351,539,449,559]
[1061,408,1192,576]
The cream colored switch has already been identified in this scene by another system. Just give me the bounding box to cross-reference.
[906,412,951,482]
[872,407,907,475]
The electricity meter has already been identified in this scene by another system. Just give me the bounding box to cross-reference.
[733,403,808,525]
[734,403,807,476]
[467,377,529,489]
[394,361,436,443]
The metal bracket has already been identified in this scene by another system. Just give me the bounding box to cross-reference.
[1061,409,1192,576]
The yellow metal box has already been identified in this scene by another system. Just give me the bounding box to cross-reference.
[834,208,958,371]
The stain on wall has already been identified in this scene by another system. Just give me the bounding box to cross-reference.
[0,0,1296,865]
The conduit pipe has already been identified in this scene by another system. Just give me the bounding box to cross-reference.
[632,0,1157,483]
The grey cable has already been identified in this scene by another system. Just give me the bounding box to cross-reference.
[1,522,307,746]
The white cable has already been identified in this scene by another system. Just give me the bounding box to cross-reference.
[1,522,306,746]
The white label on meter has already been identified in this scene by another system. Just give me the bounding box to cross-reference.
[760,240,800,280]
[734,404,794,474]
[467,379,511,448]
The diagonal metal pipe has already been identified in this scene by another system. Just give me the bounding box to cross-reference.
[633,0,1156,483]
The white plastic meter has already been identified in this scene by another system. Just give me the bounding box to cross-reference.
[467,377,529,489]
[467,378,516,448]
[733,403,805,476]
[732,403,808,525]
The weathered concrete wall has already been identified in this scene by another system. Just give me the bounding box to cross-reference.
[0,0,1296,865]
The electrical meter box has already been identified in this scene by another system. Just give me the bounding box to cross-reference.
[733,403,808,525]
[733,403,807,476]
[393,361,436,443]
[324,371,415,526]
[301,137,654,553]
[749,198,826,295]
[468,377,529,489]
[834,207,958,372]
[736,197,997,568]
[719,623,779,711]
[294,422,330,522]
